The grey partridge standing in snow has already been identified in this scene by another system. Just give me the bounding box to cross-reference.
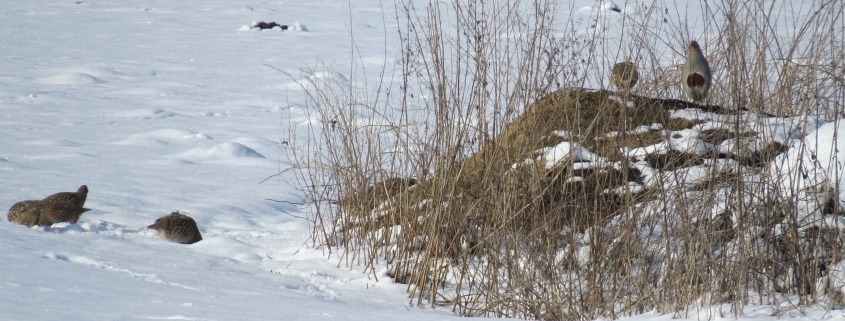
[148,211,203,244]
[42,185,88,209]
[37,202,91,226]
[7,200,43,227]
[610,61,639,91]
[682,41,712,102]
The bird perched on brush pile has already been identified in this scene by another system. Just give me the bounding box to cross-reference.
[148,211,203,244]
[7,200,43,227]
[610,61,639,91]
[681,41,712,102]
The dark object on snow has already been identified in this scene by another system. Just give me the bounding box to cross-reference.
[37,202,91,226]
[8,184,92,226]
[148,211,203,244]
[42,185,88,209]
[254,21,289,30]
[8,185,91,226]
[8,200,42,227]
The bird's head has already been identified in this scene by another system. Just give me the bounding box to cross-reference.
[689,41,701,52]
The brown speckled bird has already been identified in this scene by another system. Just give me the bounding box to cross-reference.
[37,202,91,226]
[682,41,712,102]
[148,212,203,244]
[7,200,43,227]
[610,61,639,91]
[42,185,88,209]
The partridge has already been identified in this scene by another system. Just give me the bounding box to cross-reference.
[37,202,91,226]
[610,61,639,91]
[7,200,43,227]
[682,41,712,102]
[148,212,203,244]
[42,185,88,209]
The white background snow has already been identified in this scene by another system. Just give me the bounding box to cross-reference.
[0,0,842,320]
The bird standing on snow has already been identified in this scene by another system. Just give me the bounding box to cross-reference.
[41,185,88,209]
[7,200,43,227]
[610,61,639,91]
[37,202,91,226]
[681,41,712,102]
[148,211,203,244]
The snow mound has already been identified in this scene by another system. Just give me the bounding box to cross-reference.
[114,128,212,145]
[309,71,349,83]
[292,21,309,32]
[176,142,266,160]
[282,71,349,90]
[599,1,622,13]
[537,141,604,169]
[38,72,105,85]
[229,137,280,153]
[770,120,845,218]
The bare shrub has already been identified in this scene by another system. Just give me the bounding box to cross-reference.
[285,0,845,319]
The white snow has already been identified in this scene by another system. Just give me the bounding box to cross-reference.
[0,0,842,320]
[539,141,605,169]
[0,1,479,320]
[771,120,845,223]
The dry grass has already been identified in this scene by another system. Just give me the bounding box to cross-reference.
[284,0,845,319]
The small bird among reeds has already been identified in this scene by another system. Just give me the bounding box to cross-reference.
[610,61,639,91]
[148,211,203,244]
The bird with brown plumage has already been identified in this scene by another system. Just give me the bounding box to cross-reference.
[610,61,639,91]
[681,41,712,103]
[41,185,88,209]
[7,200,43,227]
[37,202,91,226]
[7,185,91,227]
[148,211,203,244]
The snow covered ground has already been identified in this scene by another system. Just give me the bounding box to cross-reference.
[0,0,842,320]
[0,1,468,320]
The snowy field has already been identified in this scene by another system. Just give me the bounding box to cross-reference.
[0,0,842,320]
